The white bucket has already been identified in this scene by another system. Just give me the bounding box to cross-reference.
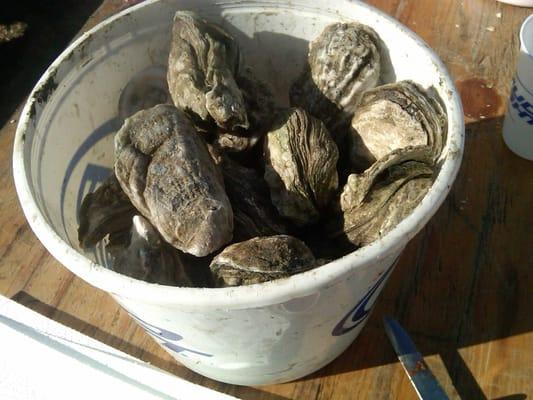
[12,0,464,385]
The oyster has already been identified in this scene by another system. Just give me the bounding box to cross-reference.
[210,235,316,287]
[218,154,287,241]
[290,22,381,137]
[340,146,433,208]
[264,108,339,226]
[109,215,192,286]
[118,65,171,126]
[78,173,136,249]
[214,132,253,153]
[349,81,447,170]
[329,147,435,247]
[214,70,276,153]
[114,104,233,256]
[237,69,276,135]
[167,11,248,130]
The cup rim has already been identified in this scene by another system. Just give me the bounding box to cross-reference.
[12,0,465,309]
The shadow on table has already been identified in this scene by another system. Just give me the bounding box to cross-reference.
[299,116,532,399]
[441,349,527,400]
[11,291,290,400]
[0,0,103,126]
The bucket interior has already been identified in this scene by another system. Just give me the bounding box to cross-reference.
[21,0,458,267]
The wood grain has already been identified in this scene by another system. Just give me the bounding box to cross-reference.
[1,1,532,399]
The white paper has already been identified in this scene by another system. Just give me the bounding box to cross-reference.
[0,295,237,400]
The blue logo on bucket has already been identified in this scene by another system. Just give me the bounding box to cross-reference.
[332,259,397,336]
[510,77,533,125]
[129,312,212,358]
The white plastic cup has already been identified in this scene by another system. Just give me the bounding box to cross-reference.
[503,14,533,160]
[497,1,533,7]
[12,0,464,385]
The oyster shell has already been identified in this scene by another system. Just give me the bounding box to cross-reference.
[237,70,276,134]
[214,70,276,153]
[118,65,171,126]
[264,108,339,226]
[167,11,248,130]
[340,146,433,209]
[210,235,316,287]
[349,81,447,170]
[109,215,192,286]
[114,104,233,256]
[218,154,287,241]
[290,22,381,137]
[78,173,136,249]
[214,132,254,153]
[329,146,435,247]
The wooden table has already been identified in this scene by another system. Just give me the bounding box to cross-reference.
[1,1,532,398]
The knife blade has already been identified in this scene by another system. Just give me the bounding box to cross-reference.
[383,316,449,400]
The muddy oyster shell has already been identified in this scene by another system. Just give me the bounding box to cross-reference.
[237,69,276,135]
[350,80,447,170]
[108,215,192,286]
[214,70,276,153]
[264,108,339,226]
[217,154,287,241]
[167,11,248,130]
[210,235,316,287]
[290,22,381,137]
[118,65,171,126]
[114,104,233,256]
[214,132,254,153]
[329,146,435,247]
[78,173,136,249]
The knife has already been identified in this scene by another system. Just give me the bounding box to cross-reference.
[383,316,449,400]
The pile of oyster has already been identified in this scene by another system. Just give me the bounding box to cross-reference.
[78,12,447,288]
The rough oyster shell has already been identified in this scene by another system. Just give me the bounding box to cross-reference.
[290,22,381,137]
[217,153,287,241]
[78,173,136,249]
[210,235,316,287]
[167,11,248,130]
[109,215,192,286]
[237,69,276,134]
[329,146,435,247]
[114,104,233,256]
[264,107,339,226]
[214,69,276,153]
[350,80,447,170]
[214,132,254,153]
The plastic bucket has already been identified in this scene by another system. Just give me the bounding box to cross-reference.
[12,0,464,385]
